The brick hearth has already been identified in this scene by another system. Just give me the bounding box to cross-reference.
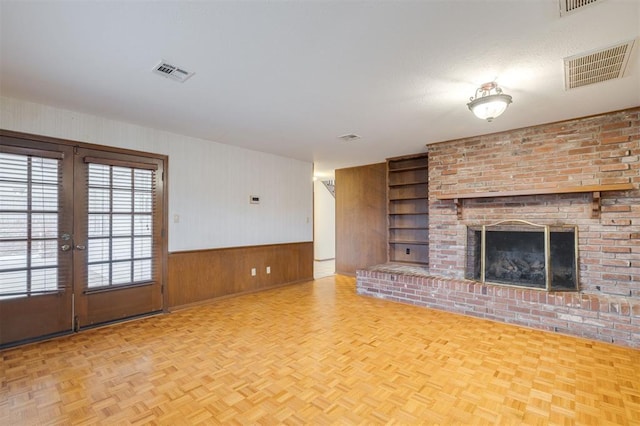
[357,265,639,348]
[356,108,640,348]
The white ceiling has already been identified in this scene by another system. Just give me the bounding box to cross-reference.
[1,1,639,177]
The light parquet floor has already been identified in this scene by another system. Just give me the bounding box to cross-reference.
[1,275,639,425]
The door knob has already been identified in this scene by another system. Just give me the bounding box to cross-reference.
[61,244,71,251]
[75,244,86,250]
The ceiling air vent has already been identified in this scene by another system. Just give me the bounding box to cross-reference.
[560,0,604,16]
[564,40,635,90]
[152,60,195,83]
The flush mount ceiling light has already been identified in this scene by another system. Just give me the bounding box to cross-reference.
[338,134,361,142]
[467,82,513,122]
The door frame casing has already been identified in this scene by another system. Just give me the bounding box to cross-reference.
[0,129,169,333]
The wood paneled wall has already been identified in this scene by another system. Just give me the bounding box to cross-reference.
[335,163,388,275]
[167,242,313,309]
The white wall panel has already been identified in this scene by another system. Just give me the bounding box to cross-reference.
[0,96,313,251]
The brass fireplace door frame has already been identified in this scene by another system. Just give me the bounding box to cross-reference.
[479,219,580,292]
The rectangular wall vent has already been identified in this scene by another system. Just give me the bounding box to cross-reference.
[564,40,635,90]
[560,0,605,16]
[152,60,195,83]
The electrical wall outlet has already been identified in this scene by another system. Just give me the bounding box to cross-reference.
[266,266,271,274]
[251,268,256,276]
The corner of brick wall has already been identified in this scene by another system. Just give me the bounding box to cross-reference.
[361,108,640,349]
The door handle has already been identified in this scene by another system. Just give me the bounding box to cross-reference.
[61,244,71,251]
[75,244,86,250]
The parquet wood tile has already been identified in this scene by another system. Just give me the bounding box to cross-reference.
[1,275,639,425]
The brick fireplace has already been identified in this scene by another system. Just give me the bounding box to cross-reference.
[357,108,640,348]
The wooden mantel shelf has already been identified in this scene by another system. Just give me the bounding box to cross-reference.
[437,183,633,200]
[436,183,634,219]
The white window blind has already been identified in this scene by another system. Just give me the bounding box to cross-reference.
[86,162,155,289]
[0,152,62,299]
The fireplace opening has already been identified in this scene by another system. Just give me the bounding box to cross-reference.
[466,220,578,291]
[486,230,546,288]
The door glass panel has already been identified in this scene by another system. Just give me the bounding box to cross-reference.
[32,213,58,238]
[134,191,152,212]
[88,238,109,263]
[0,213,28,238]
[134,236,152,257]
[0,152,61,299]
[0,241,27,269]
[88,263,109,288]
[112,215,132,235]
[88,214,110,237]
[0,181,28,210]
[112,261,132,284]
[31,157,58,182]
[134,259,152,282]
[31,268,58,292]
[0,155,28,180]
[31,184,58,211]
[134,215,151,235]
[88,163,110,186]
[86,162,154,289]
[113,167,132,188]
[112,237,131,260]
[113,190,132,212]
[31,240,58,267]
[88,188,110,212]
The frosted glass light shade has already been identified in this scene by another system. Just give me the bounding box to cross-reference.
[467,82,513,122]
[469,95,512,121]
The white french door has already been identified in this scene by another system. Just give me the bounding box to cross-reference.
[0,132,165,348]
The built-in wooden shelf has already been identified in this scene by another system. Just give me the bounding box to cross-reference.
[437,183,634,219]
[387,153,429,265]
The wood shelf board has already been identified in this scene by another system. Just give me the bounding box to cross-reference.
[436,183,633,200]
[389,227,428,230]
[388,181,428,187]
[389,240,429,245]
[389,196,428,201]
[388,165,428,173]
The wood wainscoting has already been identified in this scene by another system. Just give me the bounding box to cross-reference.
[167,242,313,309]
